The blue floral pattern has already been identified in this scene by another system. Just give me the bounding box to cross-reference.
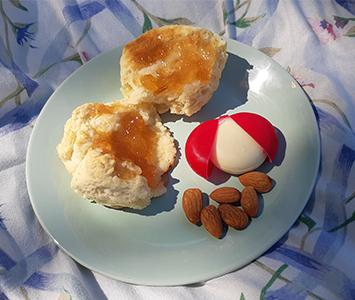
[14,23,36,47]
[0,0,355,299]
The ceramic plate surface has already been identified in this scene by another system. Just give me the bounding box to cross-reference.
[26,38,320,286]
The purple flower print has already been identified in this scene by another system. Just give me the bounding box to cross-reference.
[63,0,141,38]
[80,51,90,62]
[289,67,315,89]
[320,19,338,39]
[334,16,349,28]
[14,22,36,47]
[308,17,342,45]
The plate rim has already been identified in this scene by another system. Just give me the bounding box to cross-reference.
[26,37,321,286]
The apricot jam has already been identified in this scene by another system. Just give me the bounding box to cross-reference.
[89,103,158,188]
[88,103,115,116]
[124,27,216,94]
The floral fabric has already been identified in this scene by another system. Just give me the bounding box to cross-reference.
[1,0,355,299]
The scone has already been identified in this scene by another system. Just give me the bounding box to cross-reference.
[57,101,176,210]
[120,25,228,116]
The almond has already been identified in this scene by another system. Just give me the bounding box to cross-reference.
[201,205,223,238]
[218,204,249,230]
[182,188,203,224]
[209,187,241,203]
[239,172,273,193]
[241,186,259,217]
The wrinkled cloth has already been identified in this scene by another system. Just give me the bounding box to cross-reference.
[1,0,355,299]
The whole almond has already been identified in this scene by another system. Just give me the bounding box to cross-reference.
[241,186,259,217]
[210,187,241,203]
[239,172,273,193]
[201,205,223,238]
[218,204,249,230]
[182,188,203,224]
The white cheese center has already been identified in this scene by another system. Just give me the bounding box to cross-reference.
[210,117,267,174]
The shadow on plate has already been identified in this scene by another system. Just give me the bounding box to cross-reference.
[257,126,286,174]
[120,175,179,216]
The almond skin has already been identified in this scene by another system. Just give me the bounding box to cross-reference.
[201,205,223,238]
[182,188,203,224]
[209,187,241,203]
[239,172,273,193]
[218,204,249,230]
[241,186,259,217]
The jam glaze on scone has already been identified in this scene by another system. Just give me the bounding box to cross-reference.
[57,26,228,210]
[57,101,176,210]
[120,25,228,116]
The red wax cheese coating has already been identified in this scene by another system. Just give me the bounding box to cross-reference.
[185,118,219,179]
[185,112,279,180]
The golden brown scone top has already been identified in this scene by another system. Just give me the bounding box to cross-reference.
[120,25,228,116]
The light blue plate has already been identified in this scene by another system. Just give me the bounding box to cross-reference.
[26,38,320,286]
